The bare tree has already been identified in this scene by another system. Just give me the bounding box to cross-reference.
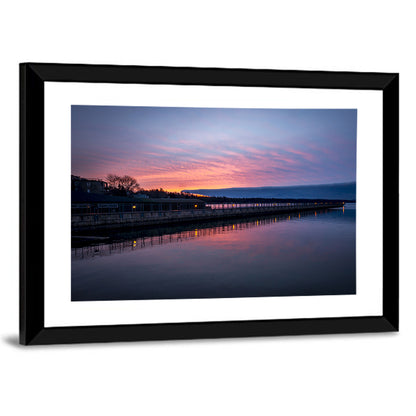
[105,174,140,194]
[119,175,141,193]
[105,174,120,189]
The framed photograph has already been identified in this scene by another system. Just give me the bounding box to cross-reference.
[20,63,399,345]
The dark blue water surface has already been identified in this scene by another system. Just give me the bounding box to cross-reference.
[71,205,356,301]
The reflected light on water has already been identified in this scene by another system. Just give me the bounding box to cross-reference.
[72,208,346,261]
[71,207,356,301]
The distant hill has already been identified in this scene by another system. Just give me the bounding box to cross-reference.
[183,182,356,201]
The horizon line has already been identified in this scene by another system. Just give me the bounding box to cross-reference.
[182,181,356,192]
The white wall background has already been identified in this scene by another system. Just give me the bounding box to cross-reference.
[1,1,414,415]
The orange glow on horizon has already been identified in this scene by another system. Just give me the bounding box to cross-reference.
[72,107,357,197]
[129,159,294,194]
[136,166,261,194]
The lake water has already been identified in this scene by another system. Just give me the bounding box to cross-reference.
[71,204,356,301]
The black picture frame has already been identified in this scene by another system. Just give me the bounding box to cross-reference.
[20,63,399,345]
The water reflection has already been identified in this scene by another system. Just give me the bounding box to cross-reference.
[72,208,337,260]
[71,206,356,301]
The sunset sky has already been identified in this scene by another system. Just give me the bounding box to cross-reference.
[71,106,357,193]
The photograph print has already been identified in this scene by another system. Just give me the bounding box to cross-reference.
[71,106,357,302]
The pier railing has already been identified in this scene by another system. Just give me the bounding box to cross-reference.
[207,202,329,209]
[72,202,344,232]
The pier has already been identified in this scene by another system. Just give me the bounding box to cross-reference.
[72,201,344,232]
[72,210,319,258]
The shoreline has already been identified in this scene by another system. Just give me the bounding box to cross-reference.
[72,202,344,233]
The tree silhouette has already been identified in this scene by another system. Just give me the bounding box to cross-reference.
[105,174,141,194]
